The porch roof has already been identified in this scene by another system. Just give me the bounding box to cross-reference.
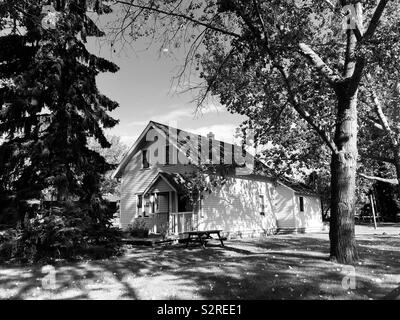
[142,171,187,196]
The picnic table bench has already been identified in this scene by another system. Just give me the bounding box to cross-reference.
[181,230,226,248]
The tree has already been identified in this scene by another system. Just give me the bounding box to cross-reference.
[181,164,230,207]
[112,0,395,263]
[0,0,120,243]
[251,119,332,220]
[359,71,400,192]
[87,135,129,196]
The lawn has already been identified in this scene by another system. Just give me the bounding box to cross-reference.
[0,225,399,300]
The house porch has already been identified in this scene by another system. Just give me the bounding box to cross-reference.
[135,172,197,235]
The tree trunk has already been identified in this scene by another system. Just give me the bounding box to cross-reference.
[329,88,359,264]
[393,147,400,197]
[392,148,400,222]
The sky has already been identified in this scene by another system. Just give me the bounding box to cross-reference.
[86,6,247,148]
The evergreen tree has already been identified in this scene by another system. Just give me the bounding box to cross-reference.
[0,0,119,239]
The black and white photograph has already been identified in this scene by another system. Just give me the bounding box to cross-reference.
[0,0,399,307]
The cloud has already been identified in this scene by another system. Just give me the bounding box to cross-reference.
[195,103,224,116]
[128,103,226,128]
[118,103,246,149]
[128,107,196,127]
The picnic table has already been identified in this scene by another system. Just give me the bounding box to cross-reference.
[181,230,226,248]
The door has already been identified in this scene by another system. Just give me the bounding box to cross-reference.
[157,193,169,213]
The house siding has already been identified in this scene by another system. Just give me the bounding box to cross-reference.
[274,184,296,230]
[295,195,323,232]
[198,176,278,238]
[156,194,169,213]
[119,142,196,229]
[149,177,173,193]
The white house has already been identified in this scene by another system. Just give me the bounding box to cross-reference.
[113,121,323,237]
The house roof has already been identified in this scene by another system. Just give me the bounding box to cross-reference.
[113,120,257,178]
[142,171,186,195]
[279,177,320,197]
[159,172,187,193]
[151,121,258,167]
[113,120,320,198]
[113,121,157,179]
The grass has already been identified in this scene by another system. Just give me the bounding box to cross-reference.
[0,225,399,300]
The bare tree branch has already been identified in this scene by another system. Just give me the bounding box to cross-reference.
[363,0,390,41]
[359,173,398,185]
[273,64,339,155]
[298,43,343,85]
[253,0,267,41]
[113,0,242,39]
[359,152,395,164]
[195,48,235,110]
[367,74,398,148]
[363,116,384,131]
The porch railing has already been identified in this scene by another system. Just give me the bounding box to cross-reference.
[169,211,195,234]
[141,213,169,234]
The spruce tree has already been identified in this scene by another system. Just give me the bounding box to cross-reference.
[0,1,119,239]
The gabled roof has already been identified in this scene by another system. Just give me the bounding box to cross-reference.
[113,120,256,178]
[159,172,187,193]
[151,121,258,167]
[112,121,166,178]
[142,171,182,195]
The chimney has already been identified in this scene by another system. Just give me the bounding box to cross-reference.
[207,132,215,141]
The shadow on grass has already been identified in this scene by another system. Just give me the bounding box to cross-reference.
[383,284,400,299]
[0,234,399,300]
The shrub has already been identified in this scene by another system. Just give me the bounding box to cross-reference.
[0,228,20,263]
[128,218,149,238]
[0,200,123,263]
[158,223,169,240]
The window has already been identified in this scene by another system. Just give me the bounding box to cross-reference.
[259,195,265,216]
[150,194,158,214]
[165,144,170,165]
[137,195,143,216]
[142,150,149,168]
[143,194,150,217]
[137,195,143,208]
[299,196,304,212]
[208,138,213,163]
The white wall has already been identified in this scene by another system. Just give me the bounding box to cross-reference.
[198,176,277,237]
[274,184,296,229]
[295,195,323,231]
